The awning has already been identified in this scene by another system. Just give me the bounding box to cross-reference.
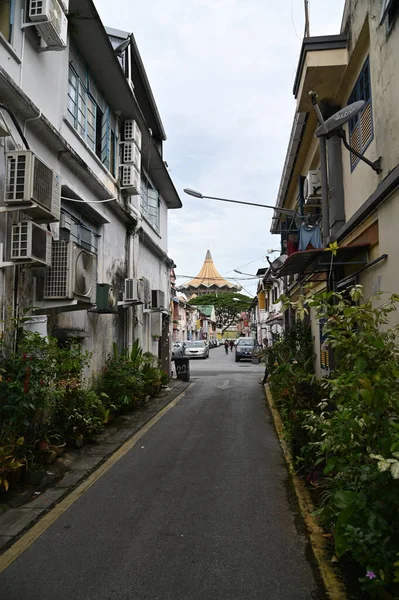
[266,313,283,324]
[278,244,369,277]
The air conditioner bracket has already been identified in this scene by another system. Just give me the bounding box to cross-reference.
[0,203,39,214]
[116,300,144,307]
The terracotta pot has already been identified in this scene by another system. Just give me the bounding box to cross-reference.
[38,440,49,452]
[49,442,66,457]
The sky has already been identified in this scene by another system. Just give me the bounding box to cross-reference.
[94,0,345,296]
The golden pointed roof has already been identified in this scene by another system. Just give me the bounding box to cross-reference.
[183,250,237,290]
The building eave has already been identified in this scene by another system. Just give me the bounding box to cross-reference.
[270,111,308,234]
[69,0,181,209]
[293,34,348,98]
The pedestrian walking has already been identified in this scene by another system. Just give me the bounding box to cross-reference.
[224,340,229,354]
[229,340,234,352]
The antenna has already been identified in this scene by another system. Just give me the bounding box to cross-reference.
[304,0,310,37]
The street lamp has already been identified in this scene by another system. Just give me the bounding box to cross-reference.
[183,188,297,217]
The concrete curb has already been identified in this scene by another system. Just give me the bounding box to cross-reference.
[264,384,348,600]
[0,379,192,556]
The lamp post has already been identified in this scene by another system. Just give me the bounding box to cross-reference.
[183,189,297,217]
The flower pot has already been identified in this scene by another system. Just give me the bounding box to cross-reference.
[37,440,49,452]
[49,442,66,457]
[7,465,24,489]
[45,449,58,464]
[25,468,46,486]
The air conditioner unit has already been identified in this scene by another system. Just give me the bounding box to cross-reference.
[124,278,141,302]
[120,165,140,195]
[141,277,151,309]
[122,142,141,170]
[303,170,321,203]
[29,0,68,48]
[151,312,162,337]
[11,221,52,266]
[96,283,118,313]
[44,240,96,303]
[124,120,142,149]
[151,289,166,310]
[5,151,61,222]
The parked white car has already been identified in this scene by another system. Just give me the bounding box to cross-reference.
[184,340,209,359]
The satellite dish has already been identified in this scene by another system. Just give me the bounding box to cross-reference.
[315,100,365,137]
[271,254,288,271]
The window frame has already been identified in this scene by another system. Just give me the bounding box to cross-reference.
[67,48,118,176]
[0,0,15,44]
[347,57,374,172]
[140,173,160,233]
[60,208,100,255]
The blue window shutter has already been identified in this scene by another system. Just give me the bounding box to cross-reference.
[101,107,110,168]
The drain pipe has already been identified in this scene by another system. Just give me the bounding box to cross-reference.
[310,92,330,246]
[126,207,142,350]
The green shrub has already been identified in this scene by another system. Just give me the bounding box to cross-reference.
[270,287,399,597]
[96,341,163,413]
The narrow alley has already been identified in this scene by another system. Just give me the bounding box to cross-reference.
[0,349,323,599]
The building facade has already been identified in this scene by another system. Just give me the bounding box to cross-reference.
[270,0,399,376]
[253,268,284,345]
[0,0,181,376]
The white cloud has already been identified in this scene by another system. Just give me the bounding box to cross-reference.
[94,0,345,294]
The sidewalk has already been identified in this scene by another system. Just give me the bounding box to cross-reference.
[0,378,191,554]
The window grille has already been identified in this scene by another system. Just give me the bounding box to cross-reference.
[348,58,373,170]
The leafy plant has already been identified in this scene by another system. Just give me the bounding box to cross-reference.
[269,287,399,597]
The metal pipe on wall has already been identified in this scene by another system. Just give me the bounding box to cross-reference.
[319,135,330,245]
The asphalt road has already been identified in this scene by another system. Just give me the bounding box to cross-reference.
[1,347,324,599]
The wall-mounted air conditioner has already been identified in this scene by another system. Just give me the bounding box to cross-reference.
[124,120,142,149]
[96,283,118,313]
[122,142,141,170]
[151,289,166,310]
[120,165,140,195]
[29,0,68,48]
[151,312,162,337]
[124,278,141,303]
[141,277,151,310]
[303,170,321,204]
[44,240,96,303]
[11,221,52,266]
[5,151,61,222]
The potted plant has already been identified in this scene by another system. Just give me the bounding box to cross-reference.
[0,435,27,492]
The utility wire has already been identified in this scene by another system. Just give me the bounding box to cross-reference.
[221,253,266,275]
[0,104,30,149]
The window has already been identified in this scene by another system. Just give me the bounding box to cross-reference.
[60,209,100,254]
[67,47,118,176]
[380,0,399,30]
[348,58,373,170]
[0,0,14,42]
[141,175,160,232]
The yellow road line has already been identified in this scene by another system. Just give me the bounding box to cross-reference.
[264,384,348,600]
[0,382,195,574]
